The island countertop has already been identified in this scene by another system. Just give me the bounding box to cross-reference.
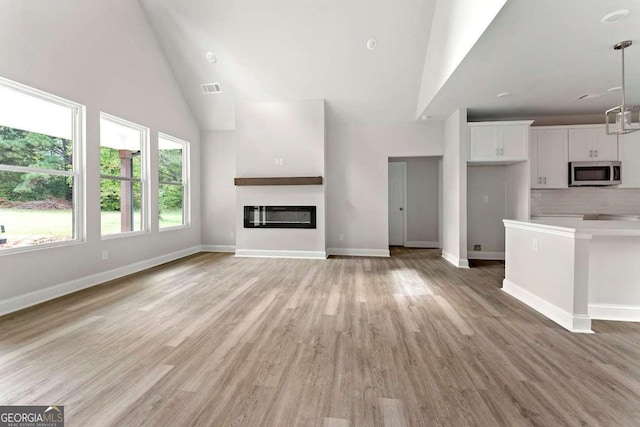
[504,218,640,237]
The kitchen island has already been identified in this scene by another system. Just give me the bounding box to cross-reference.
[503,218,640,333]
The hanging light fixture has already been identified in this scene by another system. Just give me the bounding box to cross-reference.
[606,40,640,135]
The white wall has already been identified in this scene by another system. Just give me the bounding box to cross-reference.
[326,123,443,251]
[416,0,508,118]
[235,99,326,255]
[505,161,530,220]
[467,166,506,254]
[390,157,441,246]
[442,109,468,267]
[201,131,236,247]
[201,122,444,253]
[0,1,200,304]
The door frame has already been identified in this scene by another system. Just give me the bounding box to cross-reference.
[388,161,408,247]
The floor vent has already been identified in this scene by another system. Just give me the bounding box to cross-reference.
[201,83,222,94]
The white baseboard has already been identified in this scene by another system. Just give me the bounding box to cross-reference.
[589,303,640,322]
[0,246,202,318]
[201,245,236,253]
[441,251,469,268]
[235,249,327,259]
[467,251,505,260]
[502,279,593,333]
[404,241,439,249]
[326,248,390,257]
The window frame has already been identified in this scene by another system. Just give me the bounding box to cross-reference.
[99,112,150,239]
[157,132,190,231]
[0,76,85,255]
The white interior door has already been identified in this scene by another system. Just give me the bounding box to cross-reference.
[388,162,406,246]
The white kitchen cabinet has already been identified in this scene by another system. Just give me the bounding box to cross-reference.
[530,128,568,189]
[619,131,640,188]
[469,126,498,159]
[469,121,533,162]
[568,127,618,161]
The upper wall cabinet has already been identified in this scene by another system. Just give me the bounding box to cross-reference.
[468,121,533,163]
[530,128,569,189]
[568,126,618,161]
[619,131,640,188]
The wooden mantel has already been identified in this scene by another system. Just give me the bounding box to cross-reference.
[234,176,323,186]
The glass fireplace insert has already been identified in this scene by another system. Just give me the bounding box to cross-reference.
[243,206,316,229]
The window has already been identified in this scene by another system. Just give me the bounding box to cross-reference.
[0,77,83,252]
[100,113,149,237]
[158,133,189,229]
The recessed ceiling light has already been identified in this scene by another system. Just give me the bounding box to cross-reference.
[607,86,622,92]
[205,52,217,63]
[600,9,629,24]
[497,92,510,98]
[366,39,377,50]
[421,115,431,121]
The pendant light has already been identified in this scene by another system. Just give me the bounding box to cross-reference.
[606,40,640,135]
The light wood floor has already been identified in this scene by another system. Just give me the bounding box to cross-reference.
[2,248,640,426]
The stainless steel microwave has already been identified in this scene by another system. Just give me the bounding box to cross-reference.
[569,161,621,186]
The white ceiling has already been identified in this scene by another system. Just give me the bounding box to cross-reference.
[138,0,436,130]
[420,0,640,122]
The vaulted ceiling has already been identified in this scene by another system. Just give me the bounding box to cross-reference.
[139,0,640,131]
[138,0,436,130]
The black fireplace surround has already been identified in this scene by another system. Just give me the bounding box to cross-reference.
[244,206,316,229]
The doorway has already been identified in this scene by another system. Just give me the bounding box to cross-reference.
[388,157,442,250]
[388,161,406,246]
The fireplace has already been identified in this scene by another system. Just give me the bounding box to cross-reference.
[244,206,316,229]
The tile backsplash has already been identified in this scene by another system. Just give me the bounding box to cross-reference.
[531,189,640,215]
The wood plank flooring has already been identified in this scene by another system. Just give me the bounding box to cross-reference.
[2,248,640,426]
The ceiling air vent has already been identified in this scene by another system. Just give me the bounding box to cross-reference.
[575,94,601,100]
[201,83,222,94]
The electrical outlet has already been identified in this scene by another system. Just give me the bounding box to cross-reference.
[279,158,284,166]
[532,239,539,251]
[274,158,279,165]
[229,231,235,238]
[339,233,344,241]
[483,195,489,203]
[101,250,109,260]
[473,244,481,251]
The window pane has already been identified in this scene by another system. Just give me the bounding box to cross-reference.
[0,84,73,140]
[0,125,73,172]
[100,114,146,236]
[99,117,143,178]
[159,184,184,228]
[158,141,183,183]
[100,178,142,235]
[0,171,73,250]
[100,146,142,179]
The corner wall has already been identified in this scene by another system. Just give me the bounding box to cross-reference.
[442,109,468,267]
[201,130,236,249]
